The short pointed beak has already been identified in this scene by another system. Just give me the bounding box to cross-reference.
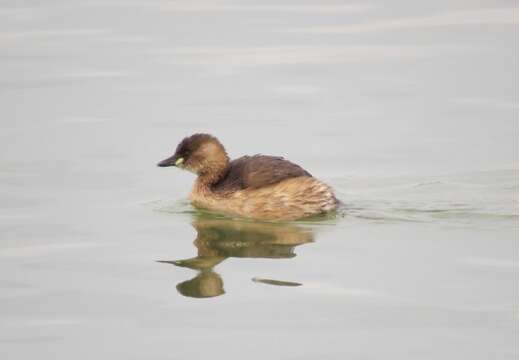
[157,155,177,167]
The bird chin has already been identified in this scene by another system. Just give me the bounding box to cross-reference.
[182,165,198,174]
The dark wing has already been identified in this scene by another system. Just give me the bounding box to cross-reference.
[212,155,312,192]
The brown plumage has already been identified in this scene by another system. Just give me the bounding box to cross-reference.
[212,155,311,192]
[158,133,339,220]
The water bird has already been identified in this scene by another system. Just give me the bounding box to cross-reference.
[158,133,339,220]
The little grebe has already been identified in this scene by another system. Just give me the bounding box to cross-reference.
[157,133,339,220]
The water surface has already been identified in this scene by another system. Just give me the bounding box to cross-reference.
[1,0,519,359]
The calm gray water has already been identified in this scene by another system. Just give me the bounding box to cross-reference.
[1,0,519,359]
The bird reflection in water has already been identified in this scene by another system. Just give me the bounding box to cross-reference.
[158,214,314,298]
